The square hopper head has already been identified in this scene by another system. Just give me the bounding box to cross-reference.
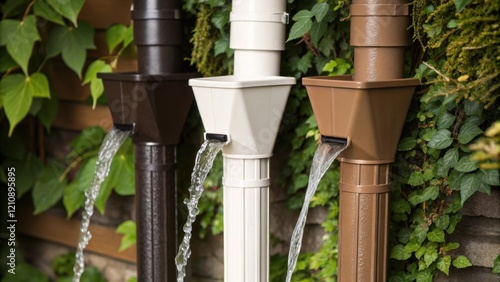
[304,75,419,161]
[99,72,199,145]
[190,75,295,156]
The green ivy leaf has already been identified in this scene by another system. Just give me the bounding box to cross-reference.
[455,156,478,172]
[421,185,439,202]
[214,36,229,56]
[447,213,462,233]
[435,215,450,230]
[106,153,135,196]
[408,171,425,187]
[453,0,472,12]
[309,20,327,47]
[46,0,85,26]
[492,255,500,274]
[458,121,483,144]
[0,16,41,74]
[116,220,137,252]
[311,2,329,22]
[46,22,96,78]
[0,73,50,136]
[464,100,482,116]
[459,173,480,206]
[398,137,417,151]
[443,148,459,168]
[292,10,313,21]
[34,0,65,26]
[82,60,112,108]
[392,198,411,214]
[292,173,309,192]
[33,164,66,214]
[443,242,460,251]
[405,241,421,253]
[75,155,98,193]
[2,0,31,18]
[447,170,465,190]
[476,169,500,186]
[415,269,433,282]
[63,182,85,217]
[105,24,128,53]
[428,129,453,149]
[427,228,445,242]
[211,9,229,31]
[391,244,412,260]
[437,255,452,275]
[424,247,439,266]
[452,255,472,268]
[411,225,429,244]
[287,19,313,42]
[437,112,455,129]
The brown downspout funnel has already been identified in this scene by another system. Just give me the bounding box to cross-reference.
[98,0,198,281]
[303,0,419,281]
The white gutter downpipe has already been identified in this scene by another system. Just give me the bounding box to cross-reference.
[190,0,294,281]
[231,0,288,76]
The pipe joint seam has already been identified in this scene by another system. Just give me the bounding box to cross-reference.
[222,153,272,160]
[132,9,182,20]
[339,182,391,194]
[223,177,270,188]
[230,12,289,24]
[350,4,409,16]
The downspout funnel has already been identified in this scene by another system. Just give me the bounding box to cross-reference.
[99,0,198,281]
[303,0,419,281]
[190,0,295,280]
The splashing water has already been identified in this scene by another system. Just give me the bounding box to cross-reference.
[175,140,225,282]
[286,142,347,282]
[72,128,131,282]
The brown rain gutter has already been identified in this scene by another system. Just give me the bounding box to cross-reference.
[303,0,419,281]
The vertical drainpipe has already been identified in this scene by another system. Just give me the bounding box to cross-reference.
[190,0,295,281]
[99,0,198,280]
[303,0,420,281]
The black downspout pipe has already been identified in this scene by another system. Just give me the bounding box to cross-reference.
[132,1,180,281]
[99,0,198,280]
[135,144,176,281]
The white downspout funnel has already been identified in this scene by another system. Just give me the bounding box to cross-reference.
[190,0,294,281]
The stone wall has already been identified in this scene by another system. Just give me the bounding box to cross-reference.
[436,188,500,281]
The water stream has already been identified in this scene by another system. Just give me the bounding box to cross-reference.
[72,128,131,282]
[286,142,347,282]
[175,140,225,282]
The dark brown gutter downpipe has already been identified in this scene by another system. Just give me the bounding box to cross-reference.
[303,0,419,281]
[99,0,198,281]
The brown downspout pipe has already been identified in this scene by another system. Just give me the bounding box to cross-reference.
[303,0,419,281]
[339,1,410,281]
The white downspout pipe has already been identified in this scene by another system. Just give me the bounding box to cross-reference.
[190,0,293,281]
[231,0,288,76]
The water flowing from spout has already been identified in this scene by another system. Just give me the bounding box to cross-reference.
[72,128,131,282]
[286,142,347,282]
[175,140,225,281]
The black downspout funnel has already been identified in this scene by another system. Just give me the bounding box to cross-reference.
[99,0,198,280]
